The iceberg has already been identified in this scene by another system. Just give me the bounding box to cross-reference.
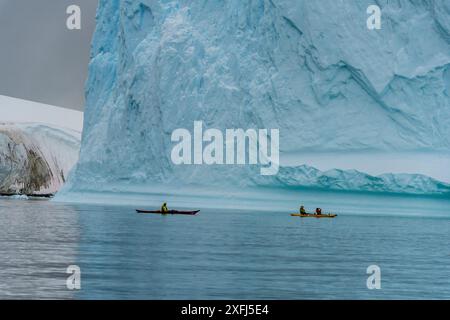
[0,123,81,196]
[58,0,450,201]
[0,96,82,196]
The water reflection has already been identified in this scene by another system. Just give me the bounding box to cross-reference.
[1,194,450,299]
[0,198,79,299]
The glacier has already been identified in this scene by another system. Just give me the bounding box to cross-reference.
[0,96,82,196]
[0,95,83,132]
[58,0,450,203]
[0,123,81,196]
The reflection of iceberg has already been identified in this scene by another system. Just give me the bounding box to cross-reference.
[72,203,171,299]
[0,199,79,299]
[59,0,450,201]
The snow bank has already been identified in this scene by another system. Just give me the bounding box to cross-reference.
[0,95,83,132]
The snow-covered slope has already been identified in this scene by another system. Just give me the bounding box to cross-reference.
[59,0,450,199]
[0,96,82,195]
[0,95,83,132]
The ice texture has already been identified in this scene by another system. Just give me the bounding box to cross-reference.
[0,96,82,195]
[0,123,81,195]
[60,0,450,198]
[260,165,450,195]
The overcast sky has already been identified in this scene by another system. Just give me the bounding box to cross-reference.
[0,0,98,111]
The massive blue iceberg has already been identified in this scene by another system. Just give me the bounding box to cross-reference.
[58,0,450,199]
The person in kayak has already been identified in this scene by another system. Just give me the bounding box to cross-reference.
[315,208,322,215]
[161,202,169,213]
[300,205,307,215]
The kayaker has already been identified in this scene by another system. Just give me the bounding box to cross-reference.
[315,208,322,215]
[161,202,169,213]
[300,205,307,215]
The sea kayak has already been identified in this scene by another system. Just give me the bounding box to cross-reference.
[136,209,200,215]
[291,213,337,218]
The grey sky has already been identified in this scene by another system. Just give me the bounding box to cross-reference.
[0,0,98,111]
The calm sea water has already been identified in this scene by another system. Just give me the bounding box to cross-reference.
[0,191,449,299]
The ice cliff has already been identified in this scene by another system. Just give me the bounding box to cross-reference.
[0,96,82,196]
[0,123,81,195]
[60,0,450,197]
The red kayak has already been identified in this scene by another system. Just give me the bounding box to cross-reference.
[136,209,200,215]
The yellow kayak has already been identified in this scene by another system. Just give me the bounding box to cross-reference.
[291,213,337,218]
